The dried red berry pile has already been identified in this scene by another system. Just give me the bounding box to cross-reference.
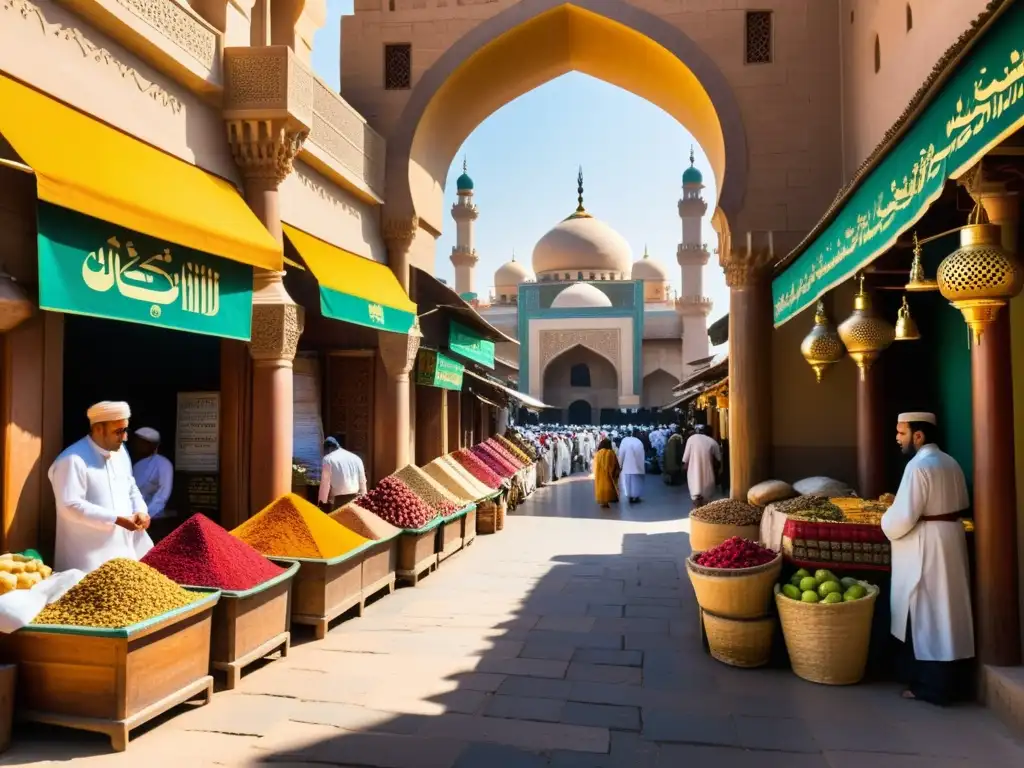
[452,449,503,487]
[142,513,284,591]
[472,444,517,476]
[694,537,776,569]
[356,476,438,529]
[485,439,525,469]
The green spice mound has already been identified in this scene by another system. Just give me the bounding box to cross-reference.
[33,558,203,629]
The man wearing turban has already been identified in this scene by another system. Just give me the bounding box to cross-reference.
[48,401,153,573]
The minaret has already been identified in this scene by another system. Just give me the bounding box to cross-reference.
[677,147,713,377]
[450,157,479,297]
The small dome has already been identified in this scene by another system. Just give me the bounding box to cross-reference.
[456,157,474,191]
[683,146,704,185]
[532,216,632,276]
[551,282,613,309]
[632,247,670,281]
[496,258,533,286]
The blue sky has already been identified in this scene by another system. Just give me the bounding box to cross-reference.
[311,2,727,326]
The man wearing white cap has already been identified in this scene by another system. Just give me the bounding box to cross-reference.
[48,401,153,573]
[883,411,974,705]
[132,428,174,519]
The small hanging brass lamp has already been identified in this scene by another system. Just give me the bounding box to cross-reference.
[905,232,939,292]
[937,203,1024,345]
[894,295,921,341]
[838,274,895,380]
[800,299,845,383]
[0,267,33,333]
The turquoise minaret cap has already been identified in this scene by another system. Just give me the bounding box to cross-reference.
[456,156,474,191]
[682,146,703,185]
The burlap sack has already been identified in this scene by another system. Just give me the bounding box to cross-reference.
[747,480,797,507]
[792,476,856,498]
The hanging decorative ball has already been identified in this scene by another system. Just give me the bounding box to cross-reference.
[937,204,1023,345]
[837,275,895,381]
[800,299,845,383]
[0,269,33,333]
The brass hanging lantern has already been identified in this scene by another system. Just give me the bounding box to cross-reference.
[905,232,939,292]
[837,274,895,380]
[937,203,1024,345]
[894,295,921,341]
[0,268,33,333]
[800,299,845,383]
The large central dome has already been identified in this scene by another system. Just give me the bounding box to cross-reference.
[531,170,633,279]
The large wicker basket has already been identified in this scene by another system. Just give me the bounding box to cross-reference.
[774,582,879,685]
[686,553,782,619]
[689,520,761,553]
[701,610,774,668]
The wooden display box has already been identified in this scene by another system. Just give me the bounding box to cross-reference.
[206,563,298,690]
[361,536,399,603]
[0,591,219,752]
[397,526,440,586]
[462,506,477,548]
[270,549,367,641]
[436,513,466,564]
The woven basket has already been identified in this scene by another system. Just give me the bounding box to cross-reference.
[774,582,879,685]
[689,520,761,553]
[496,498,507,531]
[702,610,775,668]
[477,500,498,534]
[686,553,782,619]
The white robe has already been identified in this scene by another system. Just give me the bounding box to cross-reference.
[617,436,646,476]
[683,434,721,499]
[49,437,153,574]
[881,444,974,662]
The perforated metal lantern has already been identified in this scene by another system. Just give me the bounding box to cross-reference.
[837,276,894,380]
[937,206,1023,345]
[800,300,845,383]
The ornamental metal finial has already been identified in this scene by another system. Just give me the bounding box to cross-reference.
[463,156,468,174]
[689,146,695,166]
[576,166,585,213]
[643,244,649,259]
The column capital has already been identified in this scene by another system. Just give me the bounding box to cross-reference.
[250,302,303,363]
[379,321,423,378]
[720,232,776,288]
[382,216,420,251]
[223,46,313,186]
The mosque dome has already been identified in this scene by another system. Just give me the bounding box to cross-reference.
[495,257,533,286]
[682,146,704,186]
[631,246,670,281]
[456,157,474,191]
[551,282,613,309]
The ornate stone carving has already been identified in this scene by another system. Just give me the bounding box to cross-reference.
[250,302,303,362]
[382,216,420,253]
[379,319,423,377]
[538,330,621,377]
[310,78,386,195]
[226,118,307,184]
[114,0,217,68]
[5,0,183,112]
[720,233,776,288]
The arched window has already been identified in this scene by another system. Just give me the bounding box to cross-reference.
[906,4,913,31]
[570,363,591,388]
[874,35,881,73]
[578,271,584,280]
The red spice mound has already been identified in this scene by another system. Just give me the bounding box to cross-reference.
[355,476,438,529]
[472,444,517,476]
[452,449,503,487]
[142,513,285,591]
[486,439,525,469]
[694,537,776,570]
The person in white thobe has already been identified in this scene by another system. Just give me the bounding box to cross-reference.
[319,436,368,510]
[617,431,647,503]
[882,411,974,706]
[131,427,174,518]
[683,425,722,505]
[49,401,153,574]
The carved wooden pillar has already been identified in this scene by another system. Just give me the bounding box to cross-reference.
[378,323,422,474]
[223,46,311,514]
[721,236,775,501]
[857,359,886,500]
[447,390,462,451]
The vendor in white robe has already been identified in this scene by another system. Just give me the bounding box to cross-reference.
[131,427,174,518]
[617,430,647,503]
[49,401,153,574]
[683,424,722,504]
[882,411,974,706]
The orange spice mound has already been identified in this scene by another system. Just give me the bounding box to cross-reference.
[231,493,369,559]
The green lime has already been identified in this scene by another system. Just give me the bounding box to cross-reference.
[801,590,820,603]
[818,581,842,598]
[782,584,801,600]
[799,576,818,592]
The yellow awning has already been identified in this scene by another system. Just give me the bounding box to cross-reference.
[283,224,417,334]
[0,74,281,271]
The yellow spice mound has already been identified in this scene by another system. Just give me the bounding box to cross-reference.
[33,558,203,629]
[232,493,369,559]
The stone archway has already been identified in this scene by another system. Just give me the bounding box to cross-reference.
[643,369,680,409]
[383,0,748,237]
[567,399,594,425]
[543,344,619,421]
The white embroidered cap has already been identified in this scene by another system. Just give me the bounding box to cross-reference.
[134,427,161,443]
[897,411,937,425]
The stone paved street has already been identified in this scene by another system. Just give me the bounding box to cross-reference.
[4,475,1024,767]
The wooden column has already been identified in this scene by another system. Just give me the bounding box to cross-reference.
[219,339,252,529]
[415,386,445,464]
[447,390,461,451]
[856,360,886,499]
[721,237,775,500]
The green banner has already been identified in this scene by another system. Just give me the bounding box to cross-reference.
[773,3,1024,326]
[320,286,416,335]
[448,319,495,368]
[416,349,464,390]
[37,202,252,340]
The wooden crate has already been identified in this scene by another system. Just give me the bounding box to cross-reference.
[397,528,438,586]
[0,592,219,752]
[463,506,477,548]
[208,563,297,690]
[436,515,465,564]
[361,536,398,603]
[270,552,364,641]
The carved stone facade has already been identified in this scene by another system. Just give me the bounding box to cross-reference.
[379,321,423,377]
[250,302,303,363]
[311,78,386,194]
[113,0,218,68]
[382,216,420,254]
[720,235,777,289]
[538,329,621,377]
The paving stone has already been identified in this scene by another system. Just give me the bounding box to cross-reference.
[548,732,659,767]
[658,744,831,768]
[624,604,681,619]
[732,715,820,753]
[566,662,643,685]
[525,629,624,650]
[561,702,641,731]
[573,649,643,667]
[476,657,569,679]
[593,617,670,635]
[416,713,609,753]
[484,694,566,723]
[641,710,738,746]
[497,675,574,700]
[519,642,577,661]
[586,603,624,618]
[453,742,547,768]
[535,616,597,632]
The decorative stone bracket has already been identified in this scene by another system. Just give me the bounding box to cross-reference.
[379,319,423,378]
[382,216,420,257]
[250,302,304,363]
[720,231,776,288]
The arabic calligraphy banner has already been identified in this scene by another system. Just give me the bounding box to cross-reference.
[415,349,464,390]
[448,320,496,369]
[772,3,1024,326]
[38,202,253,340]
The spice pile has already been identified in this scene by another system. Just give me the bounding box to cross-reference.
[486,439,525,469]
[694,537,776,569]
[470,445,515,477]
[356,476,438,529]
[690,499,763,527]
[329,503,401,540]
[232,494,369,559]
[393,465,461,515]
[772,495,846,522]
[497,434,532,464]
[142,513,284,591]
[33,558,203,628]
[453,449,503,487]
[505,431,537,462]
[0,553,53,595]
[424,459,490,501]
